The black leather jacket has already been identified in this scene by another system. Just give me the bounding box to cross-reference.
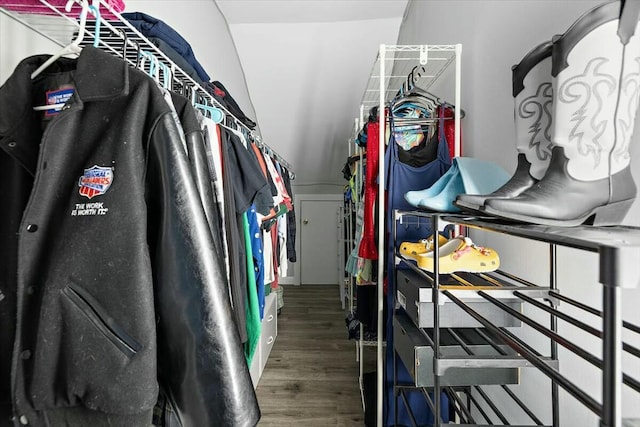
[0,47,259,427]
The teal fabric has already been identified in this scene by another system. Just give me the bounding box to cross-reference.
[405,157,510,212]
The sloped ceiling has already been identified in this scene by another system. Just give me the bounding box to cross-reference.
[216,0,407,193]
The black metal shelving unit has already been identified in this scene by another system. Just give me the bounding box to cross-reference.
[392,209,640,427]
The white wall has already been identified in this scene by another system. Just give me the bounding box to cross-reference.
[0,13,60,83]
[396,1,640,425]
[229,18,402,196]
[124,0,258,125]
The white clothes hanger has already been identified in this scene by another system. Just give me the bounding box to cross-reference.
[31,0,89,80]
[32,0,99,113]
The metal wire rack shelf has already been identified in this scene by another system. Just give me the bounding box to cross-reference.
[0,0,295,177]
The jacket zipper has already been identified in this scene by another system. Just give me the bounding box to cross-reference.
[62,286,140,357]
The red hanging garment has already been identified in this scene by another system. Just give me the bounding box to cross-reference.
[358,120,380,260]
[438,105,459,160]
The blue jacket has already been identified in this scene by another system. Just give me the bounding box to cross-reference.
[123,12,211,83]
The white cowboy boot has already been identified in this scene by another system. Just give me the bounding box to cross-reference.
[455,41,554,212]
[484,0,640,226]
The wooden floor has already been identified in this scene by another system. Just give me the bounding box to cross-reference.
[256,285,369,426]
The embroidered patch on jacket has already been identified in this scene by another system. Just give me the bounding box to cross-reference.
[78,165,113,199]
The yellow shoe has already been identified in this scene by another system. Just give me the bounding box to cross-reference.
[400,234,449,260]
[415,236,500,274]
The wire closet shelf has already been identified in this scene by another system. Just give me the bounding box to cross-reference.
[0,0,295,177]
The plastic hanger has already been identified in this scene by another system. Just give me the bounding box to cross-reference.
[33,0,95,112]
[138,50,153,77]
[191,89,224,124]
[160,62,171,90]
[87,4,101,48]
[114,27,128,60]
[31,0,89,80]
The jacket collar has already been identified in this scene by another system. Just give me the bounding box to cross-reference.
[74,46,129,101]
[0,47,129,134]
[0,47,129,174]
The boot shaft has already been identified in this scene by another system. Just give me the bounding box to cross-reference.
[551,0,640,181]
[512,41,554,180]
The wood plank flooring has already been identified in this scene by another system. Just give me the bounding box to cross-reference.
[256,285,369,426]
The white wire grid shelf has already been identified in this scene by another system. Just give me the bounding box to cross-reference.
[0,0,295,176]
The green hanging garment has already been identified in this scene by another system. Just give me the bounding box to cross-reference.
[243,212,261,364]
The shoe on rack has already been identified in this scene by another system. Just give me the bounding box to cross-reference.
[483,1,640,226]
[455,40,554,213]
[413,236,500,274]
[400,234,450,260]
[405,157,510,213]
[404,161,460,207]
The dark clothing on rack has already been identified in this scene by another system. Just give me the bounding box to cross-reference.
[225,133,270,215]
[396,127,439,167]
[220,130,249,345]
[246,141,276,216]
[171,92,226,265]
[281,168,297,262]
[122,12,211,82]
[220,129,269,344]
[355,280,377,329]
[251,142,278,197]
[342,153,366,180]
[150,37,207,87]
[355,124,367,147]
[0,47,258,427]
[208,81,257,129]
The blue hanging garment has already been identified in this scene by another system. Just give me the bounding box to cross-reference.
[384,113,452,426]
[384,112,452,261]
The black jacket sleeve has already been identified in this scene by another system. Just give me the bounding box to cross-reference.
[146,113,259,427]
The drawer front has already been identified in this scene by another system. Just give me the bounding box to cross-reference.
[397,269,522,328]
[260,294,278,369]
[393,311,519,387]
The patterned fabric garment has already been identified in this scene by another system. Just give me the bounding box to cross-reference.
[392,109,426,151]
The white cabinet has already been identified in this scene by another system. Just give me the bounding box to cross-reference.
[249,293,278,388]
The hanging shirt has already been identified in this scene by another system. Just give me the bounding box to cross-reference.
[248,205,265,319]
[242,212,261,365]
[281,167,297,263]
[246,142,275,216]
[358,121,379,260]
[262,226,275,284]
[220,128,269,344]
[251,143,278,196]
[277,213,288,277]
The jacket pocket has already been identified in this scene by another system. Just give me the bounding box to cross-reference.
[61,285,142,357]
